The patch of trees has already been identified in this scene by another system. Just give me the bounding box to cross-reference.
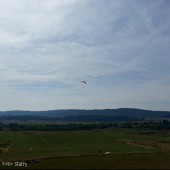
[116,120,170,130]
[1,122,118,131]
[0,120,170,131]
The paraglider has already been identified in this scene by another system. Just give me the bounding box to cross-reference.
[81,81,86,88]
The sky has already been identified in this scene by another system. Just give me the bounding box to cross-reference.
[0,0,170,111]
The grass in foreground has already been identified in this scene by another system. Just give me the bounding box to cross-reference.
[1,153,170,169]
[0,129,170,169]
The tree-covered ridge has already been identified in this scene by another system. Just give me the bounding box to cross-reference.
[0,108,170,123]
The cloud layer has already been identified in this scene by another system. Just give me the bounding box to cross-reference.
[0,0,170,111]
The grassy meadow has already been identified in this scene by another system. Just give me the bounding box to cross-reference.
[0,129,170,169]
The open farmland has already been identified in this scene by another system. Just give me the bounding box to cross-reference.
[0,129,170,169]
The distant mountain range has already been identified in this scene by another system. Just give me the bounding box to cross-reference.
[0,108,170,122]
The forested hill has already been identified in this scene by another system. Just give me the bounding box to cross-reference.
[0,108,170,120]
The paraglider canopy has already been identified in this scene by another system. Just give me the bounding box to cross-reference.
[81,81,86,88]
[81,81,86,84]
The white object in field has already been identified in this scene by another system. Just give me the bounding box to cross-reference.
[104,152,110,155]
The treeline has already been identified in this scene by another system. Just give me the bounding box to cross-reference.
[0,115,142,122]
[0,122,116,131]
[0,120,170,131]
[121,120,170,130]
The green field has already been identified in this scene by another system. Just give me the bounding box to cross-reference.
[0,129,170,169]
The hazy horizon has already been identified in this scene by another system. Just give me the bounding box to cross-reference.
[0,0,170,111]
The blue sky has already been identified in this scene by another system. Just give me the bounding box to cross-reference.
[0,0,170,111]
